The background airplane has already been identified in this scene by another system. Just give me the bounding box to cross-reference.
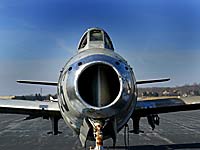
[0,28,200,150]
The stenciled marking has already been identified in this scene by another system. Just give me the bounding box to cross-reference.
[39,105,48,109]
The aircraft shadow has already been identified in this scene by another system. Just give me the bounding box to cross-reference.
[105,143,200,150]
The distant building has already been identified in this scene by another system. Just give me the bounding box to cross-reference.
[142,91,159,97]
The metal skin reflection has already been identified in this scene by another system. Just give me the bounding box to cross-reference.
[57,28,137,149]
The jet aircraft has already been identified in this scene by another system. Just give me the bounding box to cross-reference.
[0,28,200,150]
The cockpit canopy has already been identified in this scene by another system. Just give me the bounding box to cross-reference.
[78,28,114,51]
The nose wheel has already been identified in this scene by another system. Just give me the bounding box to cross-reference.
[89,120,105,150]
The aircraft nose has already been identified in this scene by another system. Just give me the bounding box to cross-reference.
[58,52,136,118]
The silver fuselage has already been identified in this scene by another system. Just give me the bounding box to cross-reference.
[57,48,137,139]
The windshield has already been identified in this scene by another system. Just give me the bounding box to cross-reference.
[90,30,103,41]
[78,33,87,49]
[104,32,114,50]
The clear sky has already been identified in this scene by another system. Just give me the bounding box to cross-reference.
[0,0,200,95]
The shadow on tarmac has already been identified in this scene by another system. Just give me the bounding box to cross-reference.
[105,143,200,150]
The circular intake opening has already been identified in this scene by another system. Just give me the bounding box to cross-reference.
[77,63,120,107]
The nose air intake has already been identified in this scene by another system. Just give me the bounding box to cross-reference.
[77,63,120,107]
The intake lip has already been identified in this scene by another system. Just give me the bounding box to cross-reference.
[59,53,135,119]
[75,61,123,109]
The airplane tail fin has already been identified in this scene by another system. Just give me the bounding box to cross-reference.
[17,80,58,86]
[136,78,170,85]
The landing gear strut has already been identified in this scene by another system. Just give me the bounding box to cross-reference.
[47,117,62,135]
[147,114,160,130]
[89,120,105,150]
[130,116,144,134]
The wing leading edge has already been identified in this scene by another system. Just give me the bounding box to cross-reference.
[130,96,200,133]
[0,99,61,117]
[135,96,200,116]
[0,99,62,134]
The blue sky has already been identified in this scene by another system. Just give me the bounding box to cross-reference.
[0,0,200,95]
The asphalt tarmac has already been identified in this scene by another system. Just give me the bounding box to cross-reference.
[0,110,200,150]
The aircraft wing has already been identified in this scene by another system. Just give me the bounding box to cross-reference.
[0,99,61,119]
[131,96,200,133]
[135,96,200,116]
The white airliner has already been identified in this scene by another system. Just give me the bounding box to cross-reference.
[0,28,200,150]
